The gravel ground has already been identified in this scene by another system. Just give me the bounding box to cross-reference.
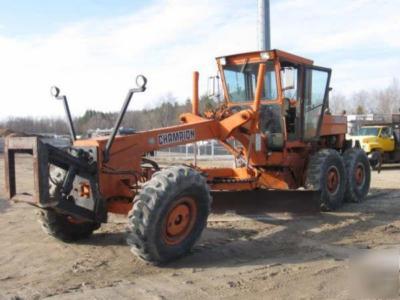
[1,155,400,299]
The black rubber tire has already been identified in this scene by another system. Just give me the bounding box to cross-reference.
[126,166,212,264]
[369,160,378,169]
[306,149,346,211]
[38,168,100,242]
[343,148,371,203]
[369,150,381,170]
[38,209,100,242]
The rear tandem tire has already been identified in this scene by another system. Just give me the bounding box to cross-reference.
[126,166,212,264]
[343,148,371,203]
[306,149,346,211]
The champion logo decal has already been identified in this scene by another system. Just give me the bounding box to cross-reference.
[158,129,196,145]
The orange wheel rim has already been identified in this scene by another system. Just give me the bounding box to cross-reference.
[354,163,365,186]
[67,216,86,224]
[327,166,340,194]
[163,196,197,245]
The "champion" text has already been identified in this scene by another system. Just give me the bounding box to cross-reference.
[158,129,196,146]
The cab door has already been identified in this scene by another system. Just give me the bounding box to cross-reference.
[379,127,395,151]
[302,66,331,141]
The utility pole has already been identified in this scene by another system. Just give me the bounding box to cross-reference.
[258,0,271,51]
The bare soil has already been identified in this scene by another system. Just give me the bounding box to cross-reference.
[1,155,400,299]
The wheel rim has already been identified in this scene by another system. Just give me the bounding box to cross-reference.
[327,166,340,194]
[355,163,365,186]
[163,196,197,245]
[67,216,86,224]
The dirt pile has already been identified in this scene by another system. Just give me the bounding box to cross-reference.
[0,128,38,137]
[0,128,14,137]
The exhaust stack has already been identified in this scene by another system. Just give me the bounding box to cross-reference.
[258,0,271,51]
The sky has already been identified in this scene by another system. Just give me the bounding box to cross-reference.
[0,0,399,118]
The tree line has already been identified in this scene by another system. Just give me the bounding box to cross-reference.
[1,78,399,136]
[0,95,217,136]
[330,78,400,115]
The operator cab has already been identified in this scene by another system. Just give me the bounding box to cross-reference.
[217,49,332,150]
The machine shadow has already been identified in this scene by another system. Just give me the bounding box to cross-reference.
[374,165,400,171]
[79,231,127,246]
[76,187,400,267]
[81,190,321,247]
[164,188,400,269]
[211,189,321,215]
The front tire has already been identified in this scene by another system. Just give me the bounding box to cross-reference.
[343,148,371,203]
[127,166,211,264]
[38,209,100,242]
[38,168,100,242]
[306,149,346,211]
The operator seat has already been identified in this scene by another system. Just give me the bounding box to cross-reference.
[259,105,284,151]
[284,98,297,140]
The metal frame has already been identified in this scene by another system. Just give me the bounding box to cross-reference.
[104,75,147,162]
[5,137,49,204]
[4,136,105,222]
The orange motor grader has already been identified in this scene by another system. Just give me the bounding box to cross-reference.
[4,49,370,263]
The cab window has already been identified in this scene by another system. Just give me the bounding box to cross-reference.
[358,127,379,136]
[223,62,278,102]
[303,68,330,140]
[281,66,299,100]
[380,127,393,138]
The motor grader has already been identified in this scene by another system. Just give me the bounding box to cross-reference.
[4,49,370,263]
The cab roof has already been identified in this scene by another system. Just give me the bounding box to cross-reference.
[216,49,314,65]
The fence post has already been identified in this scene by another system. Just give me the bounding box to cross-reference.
[193,143,198,166]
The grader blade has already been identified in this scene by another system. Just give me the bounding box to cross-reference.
[211,190,321,215]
